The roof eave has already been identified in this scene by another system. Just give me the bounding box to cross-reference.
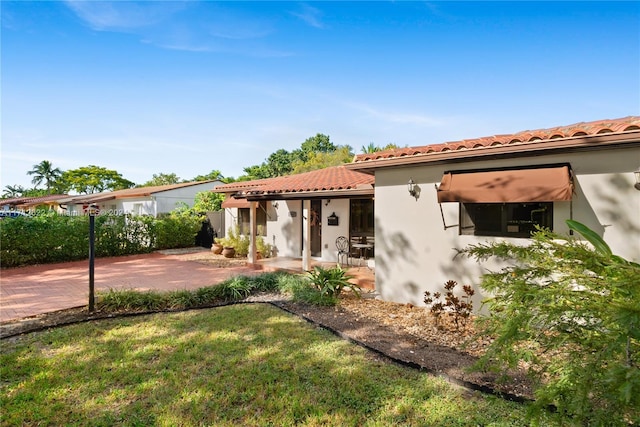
[346,131,640,174]
[243,188,374,201]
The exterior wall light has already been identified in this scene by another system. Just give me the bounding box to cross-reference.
[635,168,640,191]
[408,178,417,198]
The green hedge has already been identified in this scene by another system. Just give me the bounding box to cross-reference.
[0,211,203,268]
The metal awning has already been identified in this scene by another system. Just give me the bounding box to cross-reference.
[437,165,574,203]
[221,197,251,209]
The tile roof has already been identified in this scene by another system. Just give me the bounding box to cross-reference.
[213,165,374,198]
[0,194,69,207]
[352,116,640,164]
[64,180,220,204]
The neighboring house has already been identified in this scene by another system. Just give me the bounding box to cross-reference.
[212,165,375,270]
[346,116,640,308]
[59,181,223,216]
[0,194,69,213]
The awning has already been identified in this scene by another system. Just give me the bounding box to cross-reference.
[437,165,573,203]
[221,197,251,209]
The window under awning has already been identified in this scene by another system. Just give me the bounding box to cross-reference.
[437,165,574,203]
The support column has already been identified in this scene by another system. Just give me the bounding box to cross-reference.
[248,201,257,265]
[302,199,311,271]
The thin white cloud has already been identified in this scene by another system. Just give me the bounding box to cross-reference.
[63,1,290,57]
[345,101,445,127]
[290,3,325,29]
[63,1,186,30]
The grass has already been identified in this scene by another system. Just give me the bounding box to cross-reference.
[0,304,547,426]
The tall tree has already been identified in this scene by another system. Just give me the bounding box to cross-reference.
[139,173,182,187]
[193,169,226,182]
[291,145,354,174]
[2,185,25,198]
[293,133,336,163]
[61,165,135,194]
[26,160,62,194]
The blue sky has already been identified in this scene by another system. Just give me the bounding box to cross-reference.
[2,1,639,190]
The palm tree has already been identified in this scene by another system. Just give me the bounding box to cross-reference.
[2,185,25,198]
[27,160,62,194]
[361,142,380,154]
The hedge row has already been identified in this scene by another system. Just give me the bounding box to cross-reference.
[0,211,203,268]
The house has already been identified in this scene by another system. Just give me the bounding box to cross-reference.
[212,165,375,270]
[0,194,69,213]
[60,180,223,216]
[346,116,640,308]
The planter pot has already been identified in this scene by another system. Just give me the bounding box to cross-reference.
[211,243,223,255]
[222,247,236,258]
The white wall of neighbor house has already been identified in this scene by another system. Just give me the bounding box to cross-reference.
[373,146,640,311]
[153,183,220,214]
[118,199,155,216]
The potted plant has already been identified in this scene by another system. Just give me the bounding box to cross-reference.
[211,238,224,254]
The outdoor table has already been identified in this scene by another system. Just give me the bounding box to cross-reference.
[351,243,373,267]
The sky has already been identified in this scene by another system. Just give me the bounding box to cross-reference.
[2,1,639,190]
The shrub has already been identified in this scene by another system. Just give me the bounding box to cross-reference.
[424,280,474,331]
[0,210,203,268]
[306,265,360,298]
[459,220,640,425]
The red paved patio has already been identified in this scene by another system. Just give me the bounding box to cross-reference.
[0,249,375,323]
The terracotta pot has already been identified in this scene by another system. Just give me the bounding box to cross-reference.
[222,247,236,258]
[211,243,223,255]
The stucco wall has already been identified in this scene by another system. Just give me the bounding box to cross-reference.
[153,182,221,214]
[373,146,640,310]
[225,198,352,262]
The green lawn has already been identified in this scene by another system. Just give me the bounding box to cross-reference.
[1,304,549,426]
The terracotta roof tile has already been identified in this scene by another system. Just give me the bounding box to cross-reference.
[353,116,640,163]
[213,166,374,197]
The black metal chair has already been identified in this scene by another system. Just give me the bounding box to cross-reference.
[336,236,350,266]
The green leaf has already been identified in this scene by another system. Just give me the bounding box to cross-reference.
[566,219,612,258]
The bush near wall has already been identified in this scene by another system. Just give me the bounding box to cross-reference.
[0,211,204,268]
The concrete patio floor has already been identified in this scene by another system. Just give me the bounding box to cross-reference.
[0,249,375,323]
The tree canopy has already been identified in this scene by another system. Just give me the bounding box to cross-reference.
[139,173,182,187]
[240,133,353,180]
[61,166,135,194]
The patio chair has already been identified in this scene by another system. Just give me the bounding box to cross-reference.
[336,236,350,266]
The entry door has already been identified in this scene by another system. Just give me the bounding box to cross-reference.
[310,200,322,257]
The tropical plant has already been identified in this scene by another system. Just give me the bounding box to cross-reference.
[459,220,640,425]
[26,160,62,194]
[306,265,360,298]
[2,185,26,198]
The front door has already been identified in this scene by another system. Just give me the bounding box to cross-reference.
[310,200,322,257]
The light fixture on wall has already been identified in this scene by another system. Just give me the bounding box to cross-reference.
[272,201,279,209]
[635,168,640,191]
[408,178,417,198]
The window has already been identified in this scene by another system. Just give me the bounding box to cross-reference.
[238,201,267,236]
[350,198,374,237]
[460,202,553,238]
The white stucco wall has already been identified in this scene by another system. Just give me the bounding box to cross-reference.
[225,198,352,262]
[372,146,640,310]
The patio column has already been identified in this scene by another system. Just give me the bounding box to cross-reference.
[248,201,257,264]
[302,199,311,271]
